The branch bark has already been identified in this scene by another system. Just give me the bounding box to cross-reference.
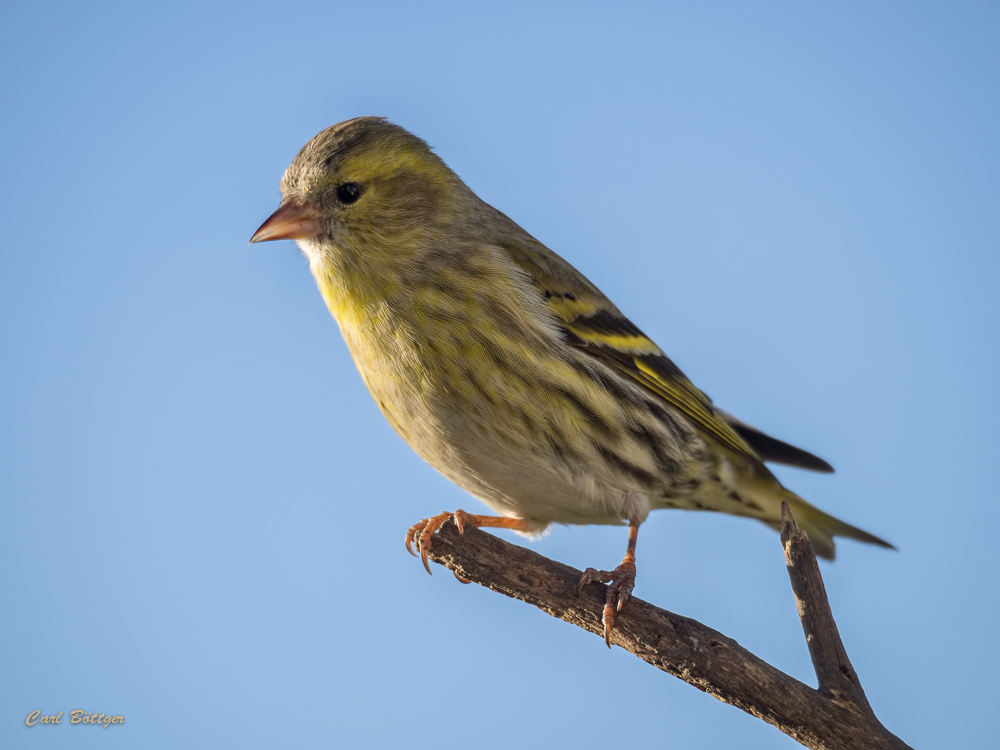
[419,507,910,750]
[780,502,876,720]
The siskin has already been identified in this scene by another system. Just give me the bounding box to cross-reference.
[250,117,892,645]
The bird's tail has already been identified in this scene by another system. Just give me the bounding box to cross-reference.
[766,491,895,560]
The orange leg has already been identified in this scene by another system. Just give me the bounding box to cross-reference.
[578,517,640,648]
[405,510,530,579]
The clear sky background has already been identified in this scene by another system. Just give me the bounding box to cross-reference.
[2,2,997,748]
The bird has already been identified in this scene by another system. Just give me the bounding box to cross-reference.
[250,116,892,646]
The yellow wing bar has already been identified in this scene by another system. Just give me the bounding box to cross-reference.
[501,238,759,463]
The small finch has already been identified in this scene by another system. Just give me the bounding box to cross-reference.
[250,117,892,645]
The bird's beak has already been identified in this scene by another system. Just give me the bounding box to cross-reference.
[249,199,324,244]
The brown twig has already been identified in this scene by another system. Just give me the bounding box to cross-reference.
[780,502,875,719]
[420,514,910,750]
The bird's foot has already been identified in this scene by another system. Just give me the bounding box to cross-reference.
[406,510,474,581]
[405,510,529,582]
[578,561,637,648]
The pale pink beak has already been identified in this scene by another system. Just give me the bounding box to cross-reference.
[249,199,324,243]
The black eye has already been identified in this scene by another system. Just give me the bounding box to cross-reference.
[336,182,363,205]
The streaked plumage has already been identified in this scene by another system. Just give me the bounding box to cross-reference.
[250,117,891,641]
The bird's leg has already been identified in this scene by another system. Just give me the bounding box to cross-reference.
[578,517,640,647]
[406,510,529,580]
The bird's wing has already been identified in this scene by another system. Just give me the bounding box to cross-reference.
[717,410,834,473]
[502,238,762,465]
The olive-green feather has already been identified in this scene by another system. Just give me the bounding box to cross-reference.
[501,237,760,465]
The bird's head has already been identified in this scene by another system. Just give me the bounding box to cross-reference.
[250,117,459,254]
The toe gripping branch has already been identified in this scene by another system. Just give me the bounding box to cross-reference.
[577,517,641,648]
[406,510,529,582]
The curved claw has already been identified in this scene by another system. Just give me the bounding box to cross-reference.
[418,516,444,574]
[404,519,427,558]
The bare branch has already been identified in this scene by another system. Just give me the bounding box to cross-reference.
[781,502,875,718]
[421,521,910,750]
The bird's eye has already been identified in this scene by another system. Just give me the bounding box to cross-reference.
[336,183,363,205]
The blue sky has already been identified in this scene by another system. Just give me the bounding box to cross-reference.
[2,2,997,748]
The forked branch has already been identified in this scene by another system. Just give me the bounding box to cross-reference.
[419,504,910,750]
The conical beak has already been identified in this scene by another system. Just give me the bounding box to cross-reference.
[249,199,324,243]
